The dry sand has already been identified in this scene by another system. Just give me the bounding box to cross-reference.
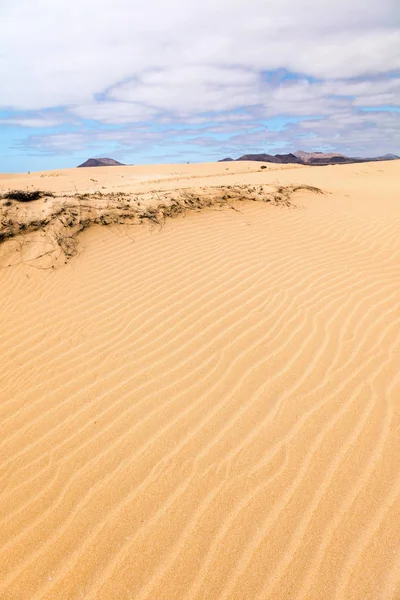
[0,160,399,599]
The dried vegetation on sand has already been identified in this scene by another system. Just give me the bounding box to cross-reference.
[0,183,322,266]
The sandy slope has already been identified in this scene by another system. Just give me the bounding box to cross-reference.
[0,161,304,197]
[0,160,399,600]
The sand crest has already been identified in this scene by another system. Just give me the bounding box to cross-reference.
[0,160,399,599]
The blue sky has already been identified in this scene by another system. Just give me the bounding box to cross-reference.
[0,0,399,173]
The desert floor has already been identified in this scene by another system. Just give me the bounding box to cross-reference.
[0,160,399,599]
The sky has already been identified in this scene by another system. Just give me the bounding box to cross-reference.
[0,0,399,172]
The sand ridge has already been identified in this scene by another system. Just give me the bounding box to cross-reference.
[0,160,399,599]
[0,179,322,269]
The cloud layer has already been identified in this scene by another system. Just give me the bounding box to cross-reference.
[0,0,399,169]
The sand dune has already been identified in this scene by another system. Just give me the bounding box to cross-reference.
[0,160,399,599]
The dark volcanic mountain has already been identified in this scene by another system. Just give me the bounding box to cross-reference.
[220,151,399,166]
[77,158,125,168]
[236,153,301,164]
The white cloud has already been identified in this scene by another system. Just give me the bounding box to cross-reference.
[72,102,157,123]
[1,0,399,164]
[19,107,400,161]
[1,0,399,111]
[0,115,67,128]
[68,74,400,126]
[109,66,262,114]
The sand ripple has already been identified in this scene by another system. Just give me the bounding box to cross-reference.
[0,162,399,599]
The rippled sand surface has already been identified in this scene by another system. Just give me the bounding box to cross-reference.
[1,160,399,599]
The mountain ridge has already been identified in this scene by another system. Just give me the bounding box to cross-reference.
[218,151,399,166]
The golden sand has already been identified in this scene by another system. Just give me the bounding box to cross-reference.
[0,160,399,599]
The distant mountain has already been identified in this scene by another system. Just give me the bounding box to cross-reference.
[219,151,399,166]
[218,157,235,162]
[294,150,348,163]
[77,158,125,168]
[369,153,399,161]
[236,153,301,164]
